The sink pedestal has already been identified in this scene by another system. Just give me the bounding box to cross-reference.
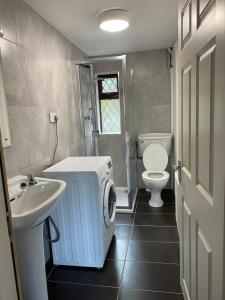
[15,222,48,300]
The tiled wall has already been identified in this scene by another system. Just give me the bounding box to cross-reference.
[0,0,87,178]
[126,50,172,187]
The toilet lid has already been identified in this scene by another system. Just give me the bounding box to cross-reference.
[143,144,168,171]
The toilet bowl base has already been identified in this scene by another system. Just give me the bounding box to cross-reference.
[149,190,164,207]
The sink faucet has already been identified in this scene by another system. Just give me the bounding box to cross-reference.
[27,174,38,185]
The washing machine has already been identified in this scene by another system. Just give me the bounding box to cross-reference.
[43,156,116,268]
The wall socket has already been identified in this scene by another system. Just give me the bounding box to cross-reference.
[49,112,58,123]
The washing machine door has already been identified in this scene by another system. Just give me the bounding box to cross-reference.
[103,179,116,227]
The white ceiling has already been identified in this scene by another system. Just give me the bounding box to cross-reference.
[23,0,178,57]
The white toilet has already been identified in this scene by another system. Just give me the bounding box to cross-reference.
[138,133,173,207]
[142,144,169,207]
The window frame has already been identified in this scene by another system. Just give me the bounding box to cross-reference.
[97,73,119,100]
[95,71,122,135]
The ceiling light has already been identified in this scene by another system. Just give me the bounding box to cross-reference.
[97,9,130,32]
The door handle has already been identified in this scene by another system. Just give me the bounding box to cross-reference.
[173,160,182,170]
[173,160,182,183]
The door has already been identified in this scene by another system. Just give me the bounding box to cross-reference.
[78,65,96,156]
[103,179,116,227]
[0,130,22,299]
[178,0,225,299]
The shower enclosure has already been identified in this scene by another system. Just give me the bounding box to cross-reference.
[75,56,137,210]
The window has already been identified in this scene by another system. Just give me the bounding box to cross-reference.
[97,73,121,134]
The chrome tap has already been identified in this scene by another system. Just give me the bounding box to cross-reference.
[27,174,38,185]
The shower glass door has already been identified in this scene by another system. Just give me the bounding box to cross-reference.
[78,65,96,156]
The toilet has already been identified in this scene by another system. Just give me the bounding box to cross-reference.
[142,143,169,207]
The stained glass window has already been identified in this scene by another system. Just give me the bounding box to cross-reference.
[97,74,121,134]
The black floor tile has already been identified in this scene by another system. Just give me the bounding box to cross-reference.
[122,261,181,293]
[137,194,150,203]
[134,213,176,227]
[136,202,175,214]
[48,281,119,300]
[114,225,132,240]
[116,213,134,225]
[107,237,129,260]
[119,289,183,300]
[138,189,150,195]
[161,190,175,203]
[137,190,175,204]
[131,226,179,242]
[127,241,180,264]
[48,260,124,287]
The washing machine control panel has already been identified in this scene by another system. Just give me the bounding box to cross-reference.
[107,161,112,169]
[99,158,113,184]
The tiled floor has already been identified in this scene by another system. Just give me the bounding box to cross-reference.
[47,189,183,300]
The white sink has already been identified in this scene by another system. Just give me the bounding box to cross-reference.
[8,175,66,300]
[9,176,66,230]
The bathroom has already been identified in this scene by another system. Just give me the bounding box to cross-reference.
[0,0,225,300]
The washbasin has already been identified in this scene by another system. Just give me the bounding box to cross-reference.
[9,176,66,230]
[8,175,66,300]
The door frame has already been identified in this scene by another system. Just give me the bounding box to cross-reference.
[0,130,23,300]
[172,41,183,237]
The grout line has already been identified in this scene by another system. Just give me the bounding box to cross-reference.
[47,280,119,289]
[117,195,136,299]
[115,223,133,226]
[48,279,183,295]
[137,202,176,205]
[127,239,179,244]
[129,239,179,243]
[119,287,183,295]
[116,224,133,226]
[132,225,177,228]
[132,224,178,228]
[134,212,175,215]
[124,259,180,266]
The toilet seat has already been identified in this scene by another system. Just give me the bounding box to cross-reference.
[142,170,169,182]
[143,143,168,171]
[141,143,170,208]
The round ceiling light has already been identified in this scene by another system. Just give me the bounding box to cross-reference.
[97,9,130,32]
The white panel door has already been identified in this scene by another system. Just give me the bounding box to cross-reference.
[178,0,225,299]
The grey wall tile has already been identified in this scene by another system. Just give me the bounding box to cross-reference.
[1,0,87,179]
[126,50,172,187]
